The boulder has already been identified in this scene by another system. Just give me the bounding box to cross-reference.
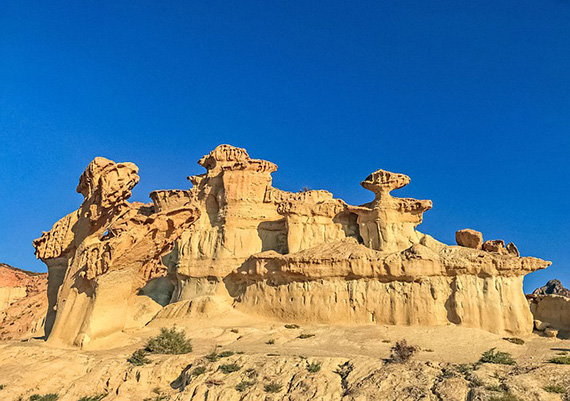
[455,229,483,249]
[483,239,508,254]
[506,242,520,257]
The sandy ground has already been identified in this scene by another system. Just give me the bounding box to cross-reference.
[1,315,570,401]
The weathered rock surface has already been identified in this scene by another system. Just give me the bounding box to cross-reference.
[33,145,551,347]
[0,322,568,401]
[528,280,570,335]
[455,229,483,249]
[532,279,570,298]
[33,157,200,347]
[0,263,47,340]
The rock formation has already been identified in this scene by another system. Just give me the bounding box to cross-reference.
[33,157,200,347]
[529,279,570,336]
[0,263,47,340]
[34,145,551,346]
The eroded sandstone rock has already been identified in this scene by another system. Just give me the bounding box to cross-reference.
[33,157,199,346]
[455,229,483,249]
[483,239,508,254]
[0,263,47,340]
[34,145,551,345]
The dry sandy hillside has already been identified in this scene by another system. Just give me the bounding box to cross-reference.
[1,314,570,401]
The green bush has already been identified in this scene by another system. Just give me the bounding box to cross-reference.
[264,382,283,393]
[307,362,322,373]
[205,351,219,362]
[549,355,570,364]
[503,337,525,345]
[489,394,521,401]
[127,349,151,366]
[284,324,300,329]
[298,333,315,339]
[390,339,418,363]
[29,395,58,401]
[218,351,234,358]
[479,349,515,365]
[218,363,241,374]
[145,327,192,355]
[191,366,206,377]
[543,384,565,393]
[266,339,275,345]
[78,396,106,401]
[235,380,255,392]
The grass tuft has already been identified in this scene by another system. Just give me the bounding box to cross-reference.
[307,361,322,373]
[29,395,59,401]
[549,355,570,364]
[78,396,107,401]
[127,349,151,366]
[479,348,516,365]
[503,337,525,345]
[543,384,566,394]
[218,363,241,374]
[264,382,283,393]
[235,380,255,392]
[298,333,315,339]
[284,324,300,329]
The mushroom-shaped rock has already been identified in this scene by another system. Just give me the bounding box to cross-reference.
[348,168,432,252]
[455,229,483,250]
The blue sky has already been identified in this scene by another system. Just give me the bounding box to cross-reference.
[1,1,568,292]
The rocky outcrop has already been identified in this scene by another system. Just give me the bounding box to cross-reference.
[0,263,47,340]
[33,157,200,347]
[532,279,570,298]
[34,145,551,346]
[529,280,570,335]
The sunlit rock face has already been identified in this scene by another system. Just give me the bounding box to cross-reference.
[35,145,550,346]
[33,157,199,347]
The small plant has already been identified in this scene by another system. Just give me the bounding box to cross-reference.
[307,361,322,373]
[382,339,391,343]
[486,385,506,392]
[489,394,521,401]
[390,339,418,363]
[143,396,168,401]
[127,349,151,366]
[205,351,219,362]
[266,339,275,345]
[145,327,192,355]
[29,396,59,401]
[503,337,525,345]
[285,324,300,329]
[245,368,258,378]
[479,348,515,365]
[455,363,477,375]
[218,351,235,358]
[298,333,315,339]
[544,384,566,393]
[334,361,354,396]
[230,328,239,333]
[235,380,255,392]
[218,363,241,374]
[0,384,4,390]
[78,396,106,401]
[191,366,206,377]
[549,354,570,364]
[264,382,283,393]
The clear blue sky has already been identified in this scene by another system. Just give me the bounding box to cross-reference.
[1,1,568,292]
